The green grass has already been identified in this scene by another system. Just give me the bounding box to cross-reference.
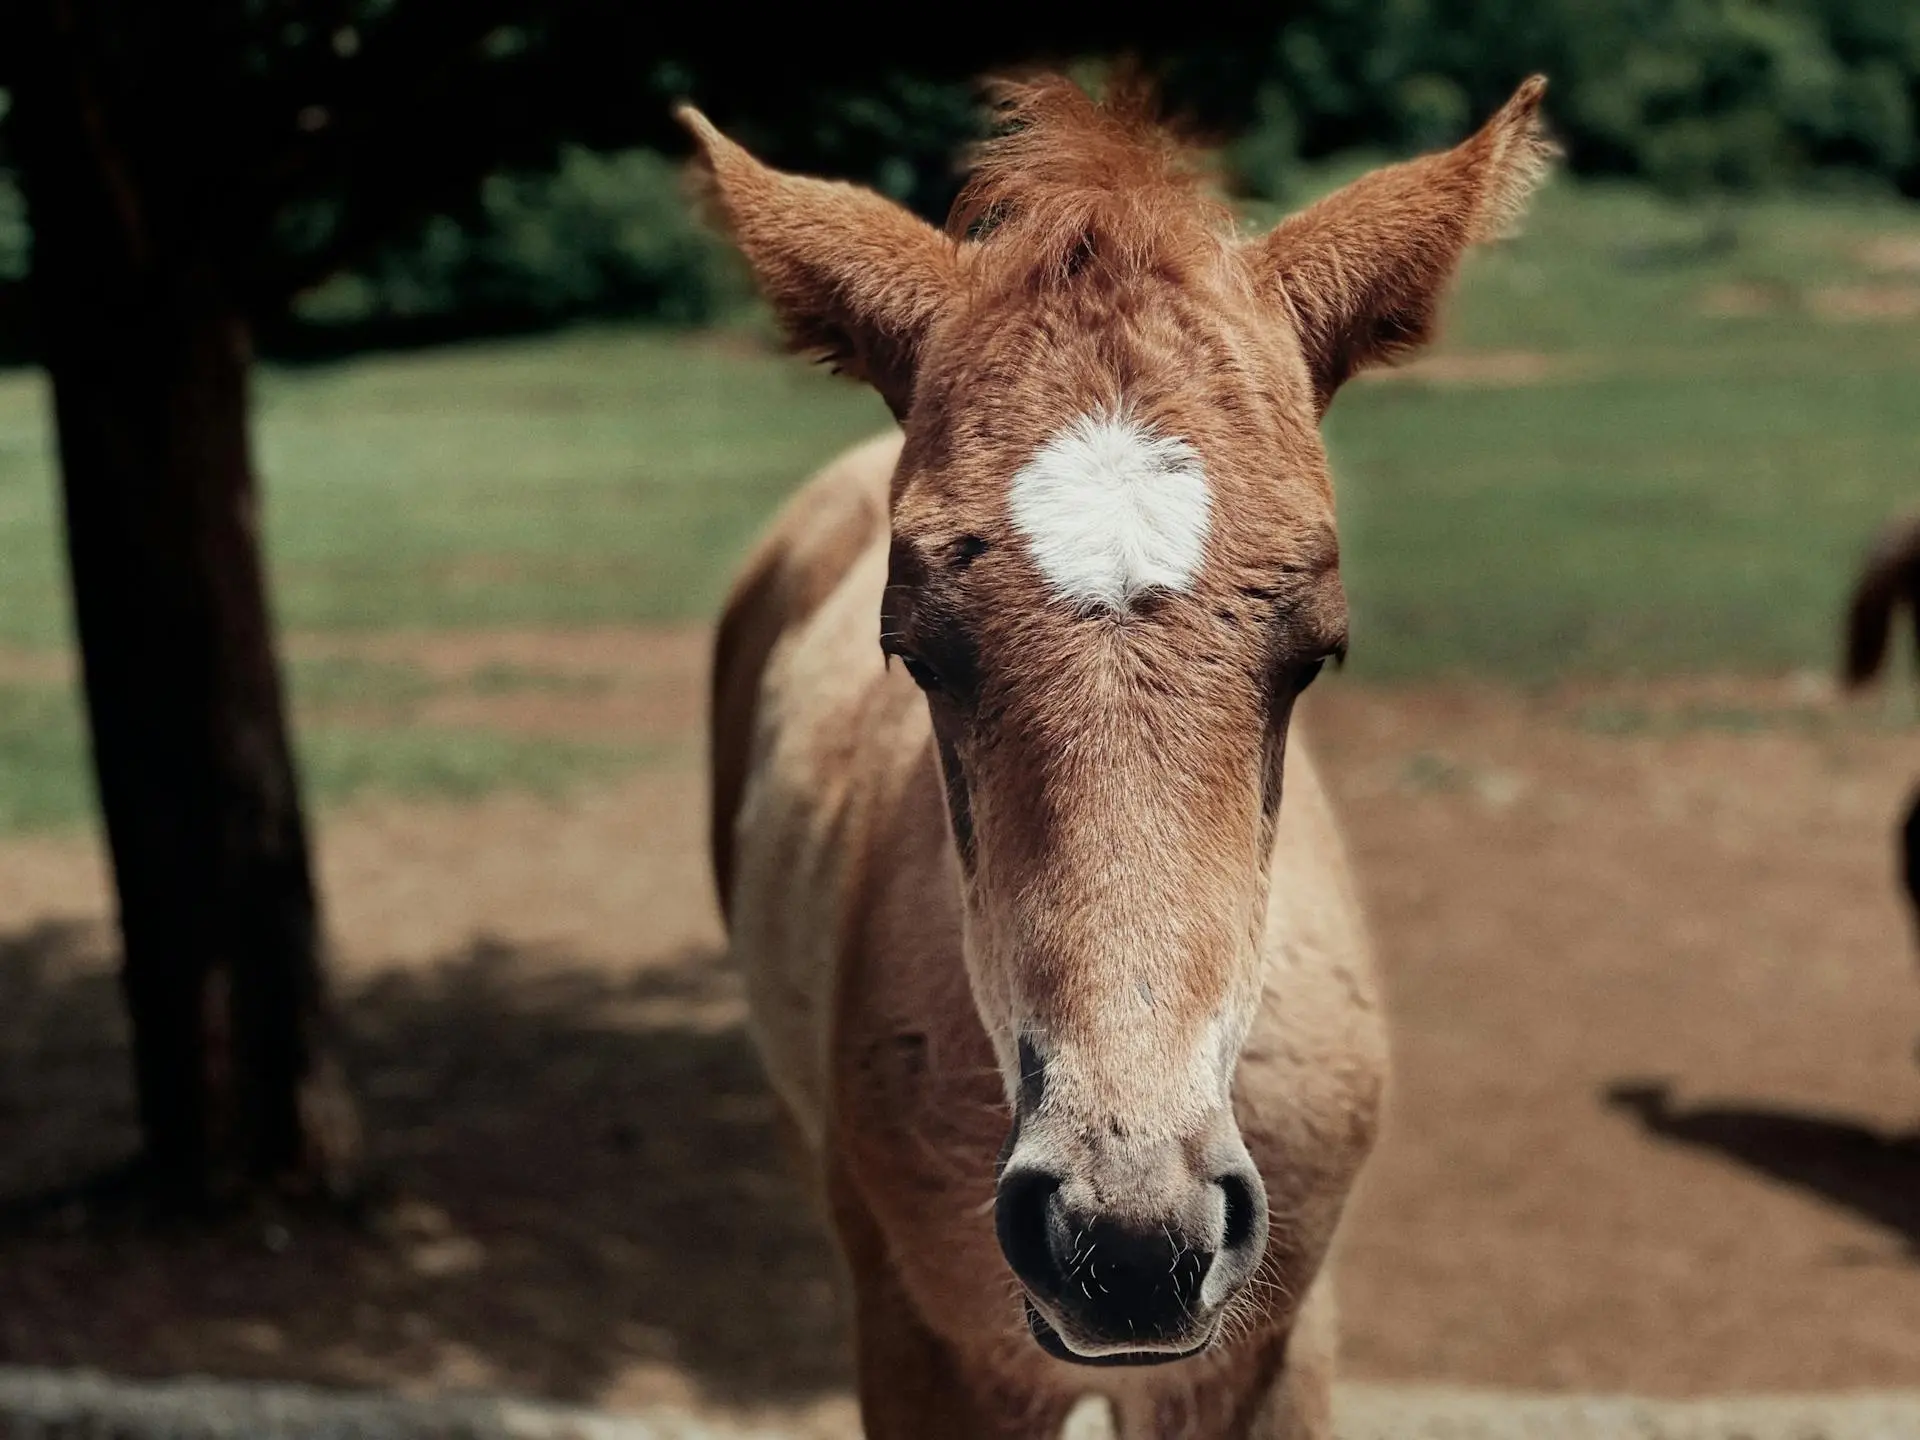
[283,655,613,713]
[298,727,642,809]
[1,178,1919,830]
[251,327,889,638]
[0,686,91,832]
[0,326,877,830]
[1319,180,1920,680]
[466,661,613,697]
[0,326,890,649]
[0,675,643,833]
[286,656,439,715]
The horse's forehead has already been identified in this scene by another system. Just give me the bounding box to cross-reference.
[893,399,1334,604]
[904,288,1325,534]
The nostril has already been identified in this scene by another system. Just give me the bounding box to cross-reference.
[1219,1171,1260,1253]
[995,1168,1062,1296]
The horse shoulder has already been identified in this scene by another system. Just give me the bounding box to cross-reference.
[718,429,959,1149]
[709,428,903,918]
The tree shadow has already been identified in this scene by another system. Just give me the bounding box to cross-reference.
[1605,1078,1920,1256]
[0,921,850,1408]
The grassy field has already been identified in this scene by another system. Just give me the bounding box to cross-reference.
[1316,178,1920,680]
[0,178,1917,829]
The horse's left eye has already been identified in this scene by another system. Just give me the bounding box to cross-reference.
[1290,639,1346,695]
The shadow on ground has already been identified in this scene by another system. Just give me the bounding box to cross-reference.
[0,921,849,1408]
[1606,1079,1920,1257]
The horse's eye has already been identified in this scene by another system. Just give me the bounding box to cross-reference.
[900,654,945,694]
[1292,639,1346,694]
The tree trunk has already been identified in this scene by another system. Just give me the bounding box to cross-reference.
[11,5,363,1208]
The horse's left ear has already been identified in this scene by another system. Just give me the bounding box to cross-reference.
[1250,76,1555,412]
[677,106,958,422]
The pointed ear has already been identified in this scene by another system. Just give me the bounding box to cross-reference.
[1252,76,1555,411]
[676,106,958,422]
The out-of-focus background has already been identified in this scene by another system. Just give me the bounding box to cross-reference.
[1,4,1919,1434]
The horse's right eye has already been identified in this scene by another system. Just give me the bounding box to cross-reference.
[900,654,945,694]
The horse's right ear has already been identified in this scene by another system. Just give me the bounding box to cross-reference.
[677,106,958,422]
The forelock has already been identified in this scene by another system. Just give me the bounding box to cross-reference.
[949,74,1235,298]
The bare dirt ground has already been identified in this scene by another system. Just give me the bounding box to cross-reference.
[3,626,1920,1425]
[1355,350,1595,387]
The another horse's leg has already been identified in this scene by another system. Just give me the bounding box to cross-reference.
[828,1159,1066,1439]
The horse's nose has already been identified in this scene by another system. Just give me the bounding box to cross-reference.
[996,1165,1253,1346]
[1051,1213,1213,1338]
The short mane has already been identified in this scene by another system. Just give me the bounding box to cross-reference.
[950,75,1229,290]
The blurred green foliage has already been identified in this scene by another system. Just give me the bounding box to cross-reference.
[4,1,1918,345]
[1216,0,1920,201]
[318,0,1920,340]
[284,145,746,351]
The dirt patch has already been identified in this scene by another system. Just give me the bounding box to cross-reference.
[296,625,707,741]
[0,627,710,741]
[1310,678,1920,1392]
[1698,277,1920,323]
[0,645,72,686]
[1857,236,1920,276]
[0,833,109,929]
[313,767,721,974]
[1809,284,1920,322]
[5,641,1920,1406]
[1696,281,1788,318]
[293,626,708,683]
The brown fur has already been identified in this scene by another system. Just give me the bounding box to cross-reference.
[950,76,1229,290]
[708,433,897,915]
[692,75,1551,1436]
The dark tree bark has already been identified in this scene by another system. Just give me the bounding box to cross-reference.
[9,2,362,1208]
